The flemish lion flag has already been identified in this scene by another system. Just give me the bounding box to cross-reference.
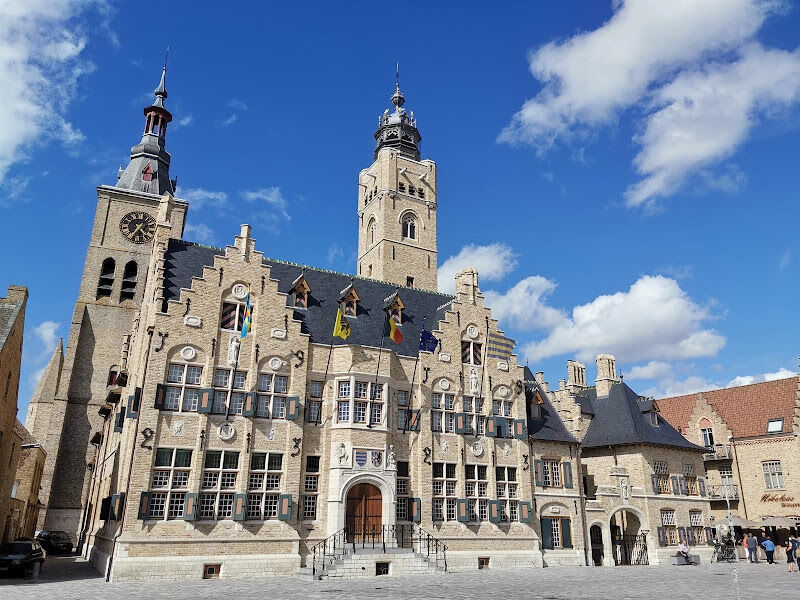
[385,313,403,344]
[333,308,351,340]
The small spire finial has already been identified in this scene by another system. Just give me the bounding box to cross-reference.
[164,46,170,70]
[390,62,405,110]
[396,62,400,91]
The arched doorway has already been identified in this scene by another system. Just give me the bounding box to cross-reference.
[610,509,648,565]
[346,483,382,541]
[590,525,604,566]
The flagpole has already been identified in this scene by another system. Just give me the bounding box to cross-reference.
[404,324,424,435]
[320,334,336,424]
[369,311,388,429]
[477,315,490,431]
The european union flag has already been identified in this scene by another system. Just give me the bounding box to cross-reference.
[419,320,440,353]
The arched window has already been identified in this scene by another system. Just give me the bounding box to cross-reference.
[368,219,376,245]
[97,258,115,298]
[401,214,416,240]
[120,261,138,301]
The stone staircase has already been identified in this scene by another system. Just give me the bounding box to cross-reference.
[297,547,446,580]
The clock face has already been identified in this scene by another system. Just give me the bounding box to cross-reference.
[120,211,156,244]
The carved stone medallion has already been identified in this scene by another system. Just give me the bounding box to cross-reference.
[180,346,196,361]
[232,283,248,299]
[172,421,184,436]
[498,386,509,398]
[218,422,235,441]
[439,379,450,391]
[471,441,484,457]
[466,325,479,339]
[268,356,283,371]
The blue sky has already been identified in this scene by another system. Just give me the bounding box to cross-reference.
[2,1,798,423]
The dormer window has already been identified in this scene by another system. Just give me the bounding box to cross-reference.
[344,301,356,316]
[290,274,311,310]
[386,293,404,324]
[649,411,659,426]
[339,284,359,317]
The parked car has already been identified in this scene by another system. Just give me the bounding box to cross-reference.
[0,540,45,577]
[35,530,73,554]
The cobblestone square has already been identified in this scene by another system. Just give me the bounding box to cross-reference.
[1,556,798,600]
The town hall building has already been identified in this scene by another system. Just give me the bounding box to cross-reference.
[26,67,716,581]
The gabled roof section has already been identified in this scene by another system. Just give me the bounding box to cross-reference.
[657,376,798,438]
[581,382,704,451]
[524,367,577,444]
[290,273,311,293]
[162,239,453,358]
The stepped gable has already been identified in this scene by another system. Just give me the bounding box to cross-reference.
[523,367,577,444]
[580,382,704,451]
[163,238,454,357]
[657,376,797,438]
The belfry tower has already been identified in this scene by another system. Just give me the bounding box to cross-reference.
[26,66,187,536]
[356,79,438,291]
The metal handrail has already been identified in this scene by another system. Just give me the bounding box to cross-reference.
[702,444,732,460]
[707,484,739,500]
[310,524,448,576]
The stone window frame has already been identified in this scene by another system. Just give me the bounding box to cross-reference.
[396,389,410,431]
[432,462,458,522]
[660,509,678,545]
[200,450,241,521]
[149,447,193,521]
[462,395,485,436]
[432,392,456,433]
[306,380,323,423]
[301,455,321,521]
[256,371,289,419]
[400,212,417,240]
[541,458,562,488]
[700,427,715,447]
[492,399,514,439]
[333,376,386,429]
[460,340,483,366]
[213,368,247,415]
[246,451,283,520]
[396,461,411,521]
[464,463,489,521]
[164,362,204,413]
[496,466,518,522]
[682,464,699,495]
[762,460,785,490]
[220,301,247,333]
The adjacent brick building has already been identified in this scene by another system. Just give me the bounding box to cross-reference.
[8,420,46,540]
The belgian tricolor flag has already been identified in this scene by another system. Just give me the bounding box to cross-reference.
[385,313,403,344]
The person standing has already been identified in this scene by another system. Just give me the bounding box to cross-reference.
[761,536,775,564]
[785,538,795,572]
[793,536,800,571]
[746,533,759,563]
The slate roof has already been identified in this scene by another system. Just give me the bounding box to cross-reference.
[657,377,798,439]
[0,300,22,353]
[163,239,454,358]
[579,382,704,451]
[523,367,577,444]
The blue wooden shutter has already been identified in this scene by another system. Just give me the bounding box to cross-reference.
[233,493,247,521]
[488,500,502,523]
[541,517,553,549]
[657,527,667,546]
[410,497,421,522]
[242,392,255,417]
[563,462,573,489]
[698,478,706,496]
[455,413,467,434]
[114,408,126,432]
[127,388,141,419]
[519,501,533,523]
[687,527,696,546]
[285,396,301,420]
[456,498,469,522]
[137,491,152,520]
[494,416,507,438]
[184,492,198,521]
[680,477,689,495]
[534,459,543,486]
[513,419,527,440]
[278,494,293,521]
[197,388,213,414]
[154,383,166,410]
[562,518,573,549]
[651,474,660,494]
[485,416,497,437]
[409,410,421,431]
[109,493,120,520]
[670,476,680,494]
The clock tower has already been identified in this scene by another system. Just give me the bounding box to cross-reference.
[26,66,188,535]
[357,81,438,291]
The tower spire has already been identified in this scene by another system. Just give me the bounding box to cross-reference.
[374,65,419,161]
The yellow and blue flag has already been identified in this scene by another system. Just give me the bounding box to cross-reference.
[487,331,515,360]
[240,289,252,339]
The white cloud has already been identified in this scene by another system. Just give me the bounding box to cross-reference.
[0,0,103,185]
[483,276,567,331]
[499,0,800,209]
[176,114,193,127]
[779,250,791,270]
[625,361,673,381]
[33,320,60,361]
[241,187,290,232]
[227,99,248,111]
[642,376,718,399]
[727,367,795,387]
[438,243,517,293]
[220,99,247,126]
[522,275,725,363]
[179,187,228,210]
[184,223,215,244]
[655,265,693,280]
[221,114,238,126]
[327,243,344,265]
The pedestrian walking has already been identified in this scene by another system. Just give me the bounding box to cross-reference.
[791,536,800,572]
[746,533,759,563]
[761,536,775,564]
[785,538,795,572]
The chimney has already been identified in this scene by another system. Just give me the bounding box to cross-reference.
[454,268,479,305]
[595,353,618,397]
[235,224,254,258]
[535,371,549,392]
[566,360,587,392]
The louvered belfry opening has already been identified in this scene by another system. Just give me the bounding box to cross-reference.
[120,261,138,301]
[96,258,115,298]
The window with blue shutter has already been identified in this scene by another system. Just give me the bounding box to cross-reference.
[100,496,112,521]
[242,392,255,417]
[154,383,166,410]
[519,501,533,523]
[127,388,141,419]
[137,491,152,520]
[409,410,421,431]
[651,474,660,494]
[114,408,126,432]
[698,478,706,496]
[455,413,467,434]
[494,416,507,438]
[233,493,247,521]
[562,462,573,489]
[285,396,301,420]
[197,388,213,413]
[562,518,572,549]
[670,476,680,495]
[687,527,696,546]
[485,416,497,437]
[541,517,553,549]
[456,498,469,522]
[513,419,527,439]
[184,492,198,521]
[657,527,667,546]
[278,494,293,521]
[488,500,502,523]
[680,477,689,495]
[410,497,421,522]
[534,459,543,486]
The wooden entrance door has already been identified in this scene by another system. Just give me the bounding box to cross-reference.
[346,483,382,541]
